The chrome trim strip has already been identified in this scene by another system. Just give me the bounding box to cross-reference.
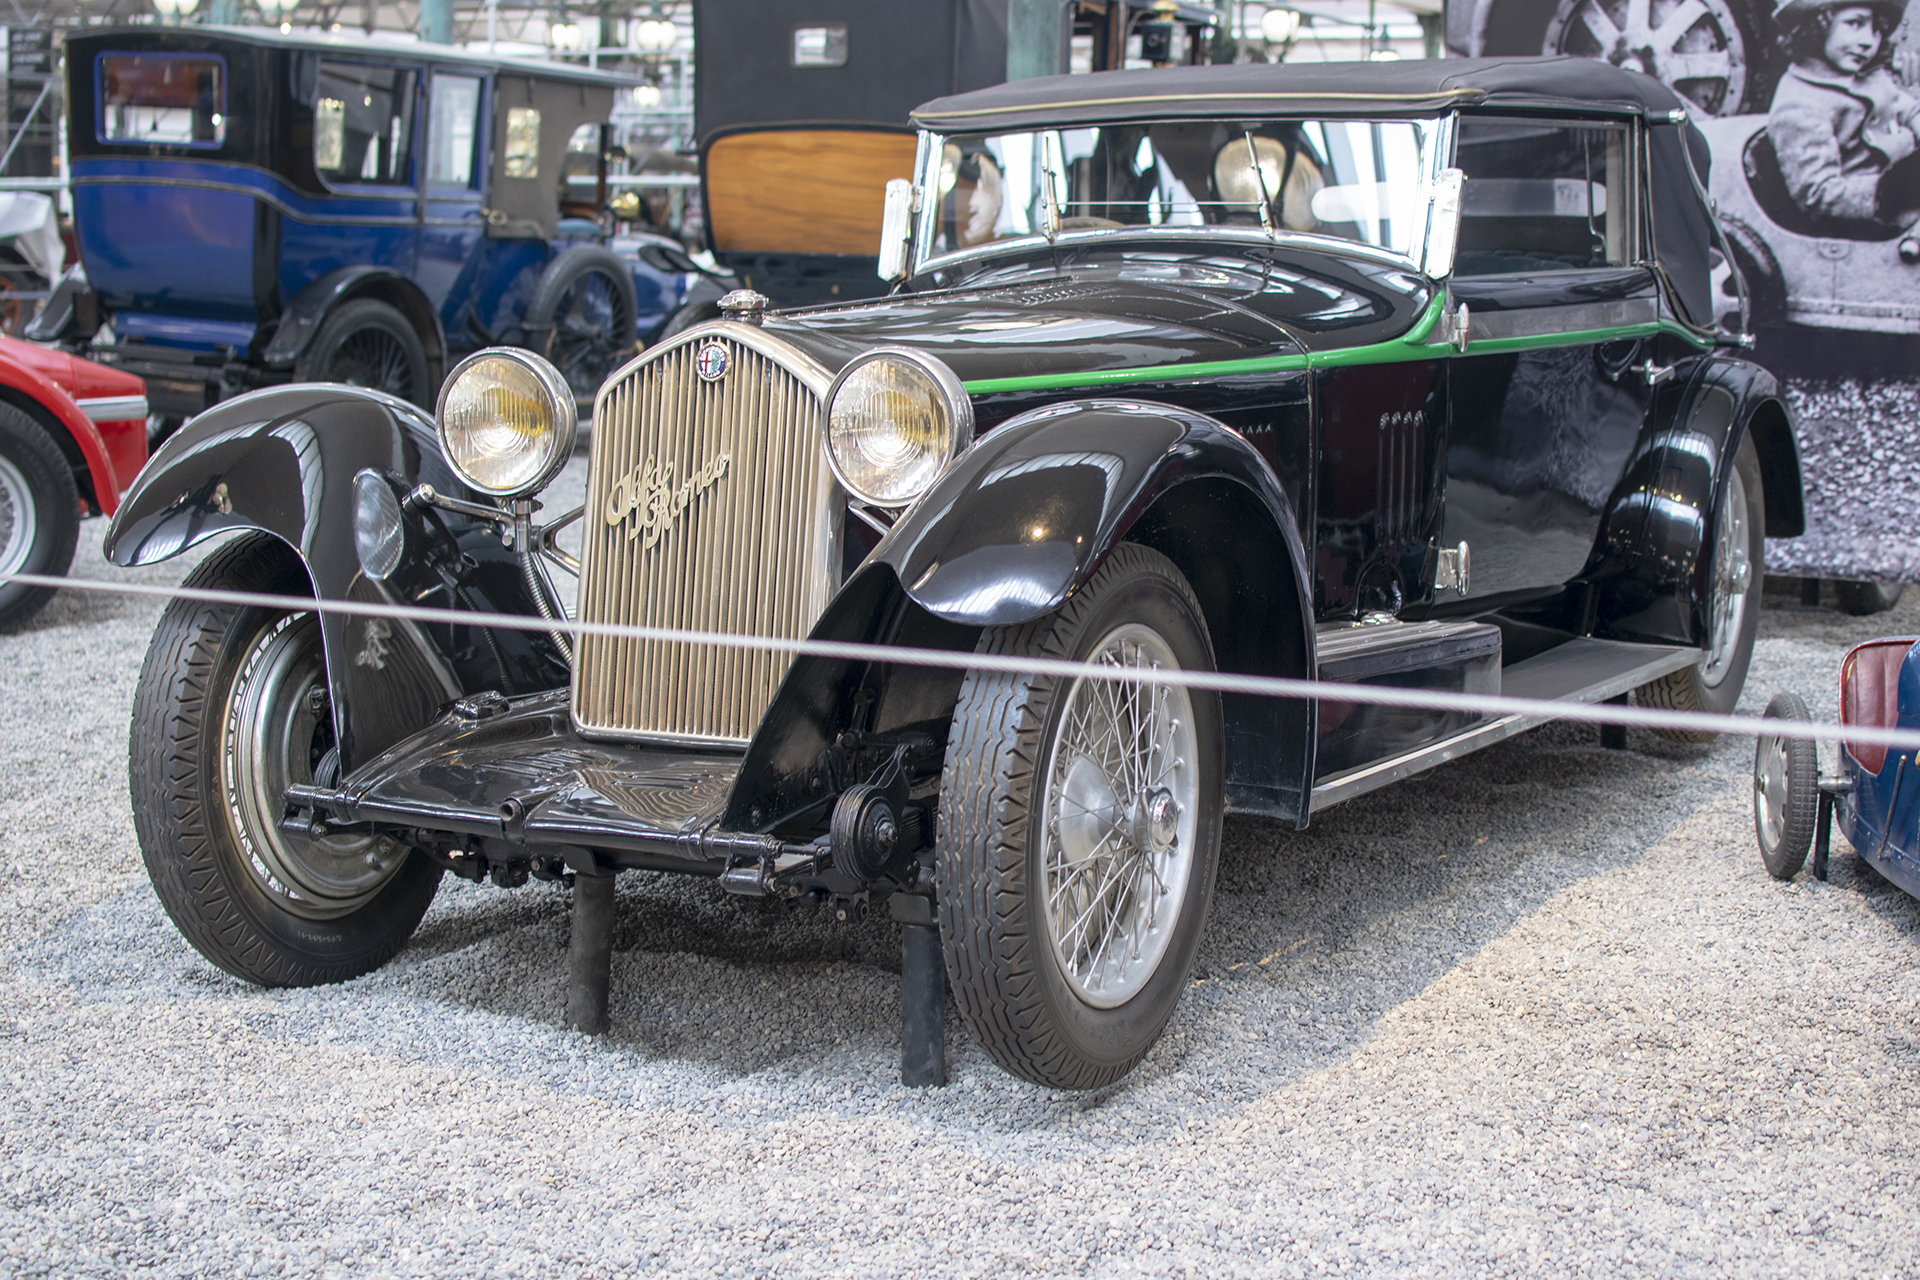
[1466,297,1658,341]
[76,394,147,422]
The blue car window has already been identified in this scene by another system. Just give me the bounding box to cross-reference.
[97,53,225,148]
[427,74,482,188]
[315,61,417,188]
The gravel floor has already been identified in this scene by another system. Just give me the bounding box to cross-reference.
[3,489,1919,1278]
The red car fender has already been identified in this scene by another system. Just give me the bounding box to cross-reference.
[0,338,147,516]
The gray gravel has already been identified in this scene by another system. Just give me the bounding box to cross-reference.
[4,489,1920,1277]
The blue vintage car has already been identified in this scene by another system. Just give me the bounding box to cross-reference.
[1755,638,1920,897]
[34,27,716,423]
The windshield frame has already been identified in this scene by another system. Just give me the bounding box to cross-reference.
[911,111,1458,279]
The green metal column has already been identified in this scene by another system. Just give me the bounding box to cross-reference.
[1007,0,1067,81]
[422,0,454,44]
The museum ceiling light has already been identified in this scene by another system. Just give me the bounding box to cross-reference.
[1260,6,1301,43]
[631,17,677,52]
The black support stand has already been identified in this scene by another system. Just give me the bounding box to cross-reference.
[900,922,947,1087]
[567,869,616,1034]
[1813,791,1834,882]
[1600,694,1628,751]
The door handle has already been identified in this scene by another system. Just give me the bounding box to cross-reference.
[1633,359,1674,385]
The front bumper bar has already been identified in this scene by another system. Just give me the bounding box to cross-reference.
[285,690,792,876]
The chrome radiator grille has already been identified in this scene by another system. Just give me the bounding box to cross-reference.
[572,326,838,744]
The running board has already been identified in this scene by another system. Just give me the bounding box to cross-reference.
[1308,639,1698,814]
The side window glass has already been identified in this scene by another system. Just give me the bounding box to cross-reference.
[561,121,601,204]
[98,54,226,148]
[504,107,541,178]
[427,74,481,187]
[315,61,417,187]
[1453,120,1632,275]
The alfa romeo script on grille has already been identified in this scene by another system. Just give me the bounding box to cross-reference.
[603,453,732,550]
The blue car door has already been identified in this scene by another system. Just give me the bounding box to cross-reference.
[278,58,421,302]
[418,68,489,344]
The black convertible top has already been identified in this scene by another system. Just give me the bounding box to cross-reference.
[913,56,1720,330]
[911,57,1689,131]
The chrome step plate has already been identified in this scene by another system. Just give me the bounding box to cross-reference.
[1308,638,1697,814]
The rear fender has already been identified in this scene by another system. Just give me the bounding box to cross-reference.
[261,266,447,384]
[1591,356,1796,645]
[726,400,1319,833]
[103,384,564,771]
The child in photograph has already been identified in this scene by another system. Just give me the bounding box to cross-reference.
[1767,0,1920,229]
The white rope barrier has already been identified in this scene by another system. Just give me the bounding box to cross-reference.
[9,569,1918,752]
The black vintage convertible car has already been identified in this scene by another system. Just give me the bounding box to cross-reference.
[107,57,1804,1090]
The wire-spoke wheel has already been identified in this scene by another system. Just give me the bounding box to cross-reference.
[1636,432,1764,740]
[130,533,441,987]
[939,543,1223,1090]
[296,298,432,407]
[1042,624,1199,1008]
[1754,691,1817,880]
[528,246,638,409]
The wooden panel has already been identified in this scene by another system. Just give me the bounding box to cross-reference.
[706,129,918,256]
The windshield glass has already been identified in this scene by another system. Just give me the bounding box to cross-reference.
[920,117,1445,267]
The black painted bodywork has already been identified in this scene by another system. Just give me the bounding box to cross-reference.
[104,385,567,772]
[108,76,1808,894]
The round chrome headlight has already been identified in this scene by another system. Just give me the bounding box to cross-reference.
[824,349,972,508]
[435,349,577,498]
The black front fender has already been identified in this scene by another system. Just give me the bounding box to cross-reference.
[875,399,1309,628]
[104,385,564,771]
[723,400,1320,834]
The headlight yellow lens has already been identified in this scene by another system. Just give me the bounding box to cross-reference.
[437,352,574,496]
[826,357,955,506]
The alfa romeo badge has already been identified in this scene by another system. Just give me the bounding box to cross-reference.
[695,341,730,382]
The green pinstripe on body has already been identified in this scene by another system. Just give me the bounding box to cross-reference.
[958,291,1713,396]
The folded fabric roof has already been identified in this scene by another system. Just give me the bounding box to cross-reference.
[911,57,1690,132]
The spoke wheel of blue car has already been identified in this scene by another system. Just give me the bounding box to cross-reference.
[1754,692,1817,880]
[296,298,433,408]
[0,400,77,632]
[937,543,1223,1090]
[128,533,441,987]
[528,247,638,409]
[1544,0,1751,116]
[1637,432,1765,741]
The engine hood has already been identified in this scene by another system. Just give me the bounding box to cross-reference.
[757,240,1433,388]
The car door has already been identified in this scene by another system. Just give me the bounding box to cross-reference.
[281,58,421,297]
[418,69,488,341]
[1442,115,1661,606]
